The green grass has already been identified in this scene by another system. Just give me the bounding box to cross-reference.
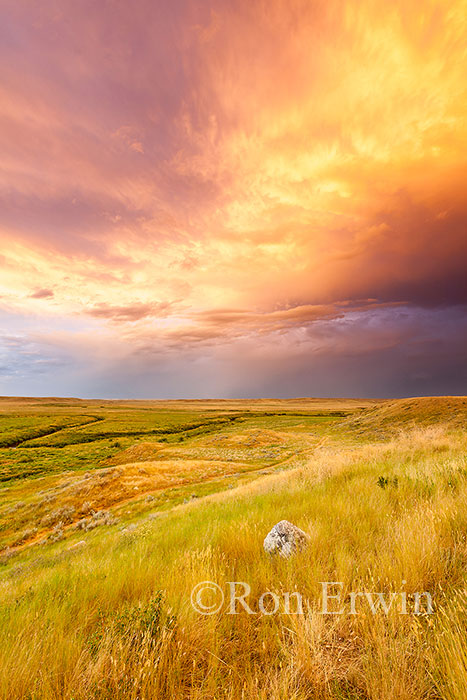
[0,413,100,448]
[0,400,340,551]
[1,396,467,699]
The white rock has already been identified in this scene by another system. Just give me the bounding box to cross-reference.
[263,520,309,558]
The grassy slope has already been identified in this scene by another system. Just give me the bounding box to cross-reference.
[344,396,467,432]
[0,397,467,699]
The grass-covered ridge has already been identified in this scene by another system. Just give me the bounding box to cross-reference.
[1,396,467,699]
[344,395,467,433]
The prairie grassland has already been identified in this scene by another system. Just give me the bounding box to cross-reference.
[0,399,348,552]
[1,397,467,699]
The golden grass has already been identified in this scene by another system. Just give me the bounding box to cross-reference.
[1,399,467,698]
[0,426,312,552]
[0,396,380,413]
[345,396,467,433]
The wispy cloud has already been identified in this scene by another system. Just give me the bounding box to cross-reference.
[0,0,466,395]
[85,301,174,322]
[29,288,54,300]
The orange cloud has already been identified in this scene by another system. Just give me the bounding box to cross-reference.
[0,0,466,396]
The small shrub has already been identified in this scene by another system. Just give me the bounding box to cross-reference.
[87,592,176,656]
[377,476,398,489]
[377,476,389,489]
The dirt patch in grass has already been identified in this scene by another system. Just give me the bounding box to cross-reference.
[103,442,168,466]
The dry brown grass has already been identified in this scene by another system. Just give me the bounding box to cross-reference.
[1,400,467,699]
[0,427,307,553]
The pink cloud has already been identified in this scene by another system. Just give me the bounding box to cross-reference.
[0,0,466,396]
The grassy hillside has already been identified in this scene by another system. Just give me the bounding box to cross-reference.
[344,396,467,433]
[1,397,467,699]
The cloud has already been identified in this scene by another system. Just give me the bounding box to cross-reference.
[29,288,54,299]
[0,0,466,395]
[1,305,466,398]
[85,301,173,322]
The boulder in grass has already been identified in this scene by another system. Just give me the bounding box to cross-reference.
[263,520,309,558]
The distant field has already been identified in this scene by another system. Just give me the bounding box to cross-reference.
[1,396,467,699]
[0,397,366,552]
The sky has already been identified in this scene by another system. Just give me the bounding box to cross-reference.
[0,0,466,399]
